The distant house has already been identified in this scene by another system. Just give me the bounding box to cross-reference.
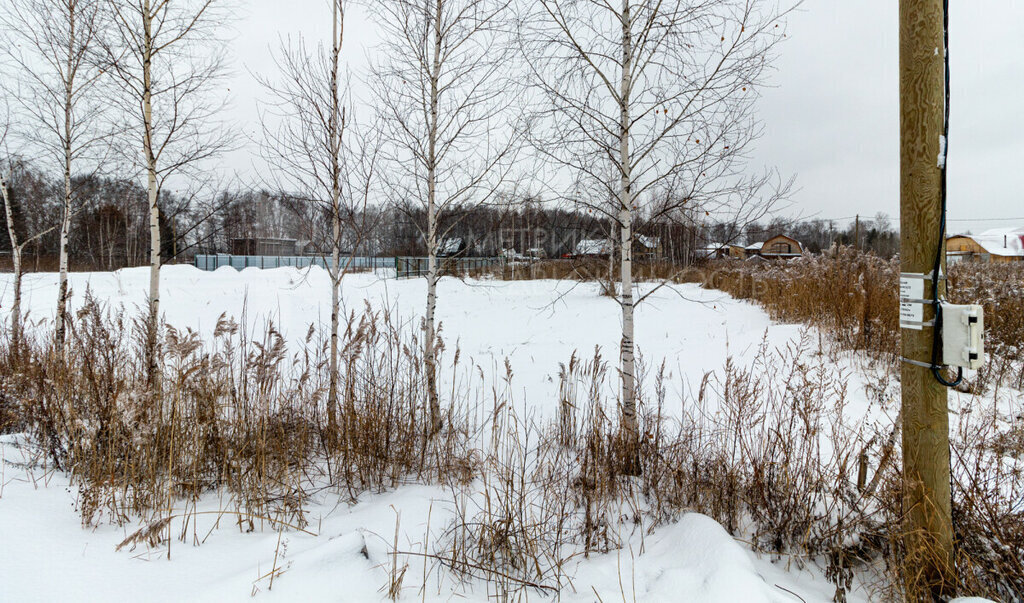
[714,242,760,260]
[728,244,749,259]
[745,235,804,260]
[696,242,730,260]
[437,237,466,257]
[948,228,1024,263]
[574,238,612,258]
[743,243,763,258]
[230,237,298,256]
[295,239,329,256]
[635,235,662,260]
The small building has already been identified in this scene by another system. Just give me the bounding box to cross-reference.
[230,237,298,256]
[947,228,1024,263]
[574,238,612,258]
[728,244,749,259]
[635,235,662,260]
[744,242,763,258]
[437,237,466,257]
[696,242,730,260]
[749,235,804,260]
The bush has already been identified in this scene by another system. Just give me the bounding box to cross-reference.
[2,293,474,531]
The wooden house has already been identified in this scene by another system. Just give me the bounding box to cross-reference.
[748,235,804,260]
[634,235,662,260]
[947,228,1024,264]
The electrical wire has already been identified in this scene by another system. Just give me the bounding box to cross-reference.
[931,0,963,388]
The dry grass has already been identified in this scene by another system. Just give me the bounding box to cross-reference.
[2,254,1022,601]
[409,339,889,601]
[705,248,1024,600]
[1,292,475,532]
[709,248,1024,388]
[709,247,901,361]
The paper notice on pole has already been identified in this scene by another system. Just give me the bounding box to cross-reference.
[900,275,926,330]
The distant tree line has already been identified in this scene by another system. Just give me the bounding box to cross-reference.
[0,164,900,269]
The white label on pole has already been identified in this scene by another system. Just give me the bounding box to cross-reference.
[900,275,927,329]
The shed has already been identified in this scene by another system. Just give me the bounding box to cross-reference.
[437,237,466,257]
[230,237,298,256]
[947,228,1024,263]
[696,242,730,260]
[635,235,662,260]
[574,238,612,257]
[751,235,804,260]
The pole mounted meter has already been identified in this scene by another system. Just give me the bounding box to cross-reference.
[940,303,985,370]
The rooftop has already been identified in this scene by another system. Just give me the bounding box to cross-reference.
[951,227,1024,257]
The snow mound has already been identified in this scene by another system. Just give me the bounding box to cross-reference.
[578,513,788,602]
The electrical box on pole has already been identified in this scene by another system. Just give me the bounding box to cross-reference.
[940,303,985,370]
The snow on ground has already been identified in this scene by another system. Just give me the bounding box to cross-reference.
[1,265,807,418]
[0,266,873,602]
[0,433,843,603]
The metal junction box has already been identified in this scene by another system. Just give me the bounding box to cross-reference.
[941,303,986,370]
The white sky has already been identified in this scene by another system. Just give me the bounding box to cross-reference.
[223,0,1024,234]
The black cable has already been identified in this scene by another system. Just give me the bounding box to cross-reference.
[931,0,964,389]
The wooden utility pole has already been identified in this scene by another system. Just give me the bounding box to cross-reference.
[855,214,860,250]
[899,0,955,598]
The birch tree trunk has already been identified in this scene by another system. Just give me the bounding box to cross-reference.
[142,0,161,388]
[101,0,233,387]
[56,12,75,348]
[2,176,22,350]
[326,0,343,444]
[424,0,443,436]
[10,246,22,352]
[371,0,517,438]
[257,0,381,449]
[327,212,341,441]
[57,175,72,347]
[525,0,789,476]
[617,0,640,474]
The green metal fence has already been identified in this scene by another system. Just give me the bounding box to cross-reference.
[394,256,505,278]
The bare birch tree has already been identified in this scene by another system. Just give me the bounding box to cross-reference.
[0,113,64,350]
[98,0,235,386]
[258,0,381,445]
[521,0,792,472]
[0,112,17,347]
[370,0,520,435]
[1,0,113,348]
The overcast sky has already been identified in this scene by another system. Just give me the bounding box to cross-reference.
[224,0,1024,234]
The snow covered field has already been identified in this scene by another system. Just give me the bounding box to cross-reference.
[0,265,816,419]
[0,266,892,602]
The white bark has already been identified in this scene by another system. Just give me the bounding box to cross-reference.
[56,5,76,348]
[617,0,639,471]
[523,0,791,473]
[327,0,345,438]
[371,0,518,437]
[1,174,22,349]
[424,0,443,435]
[142,0,161,386]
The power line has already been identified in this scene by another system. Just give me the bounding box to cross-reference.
[946,216,1024,222]
[775,214,1024,224]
